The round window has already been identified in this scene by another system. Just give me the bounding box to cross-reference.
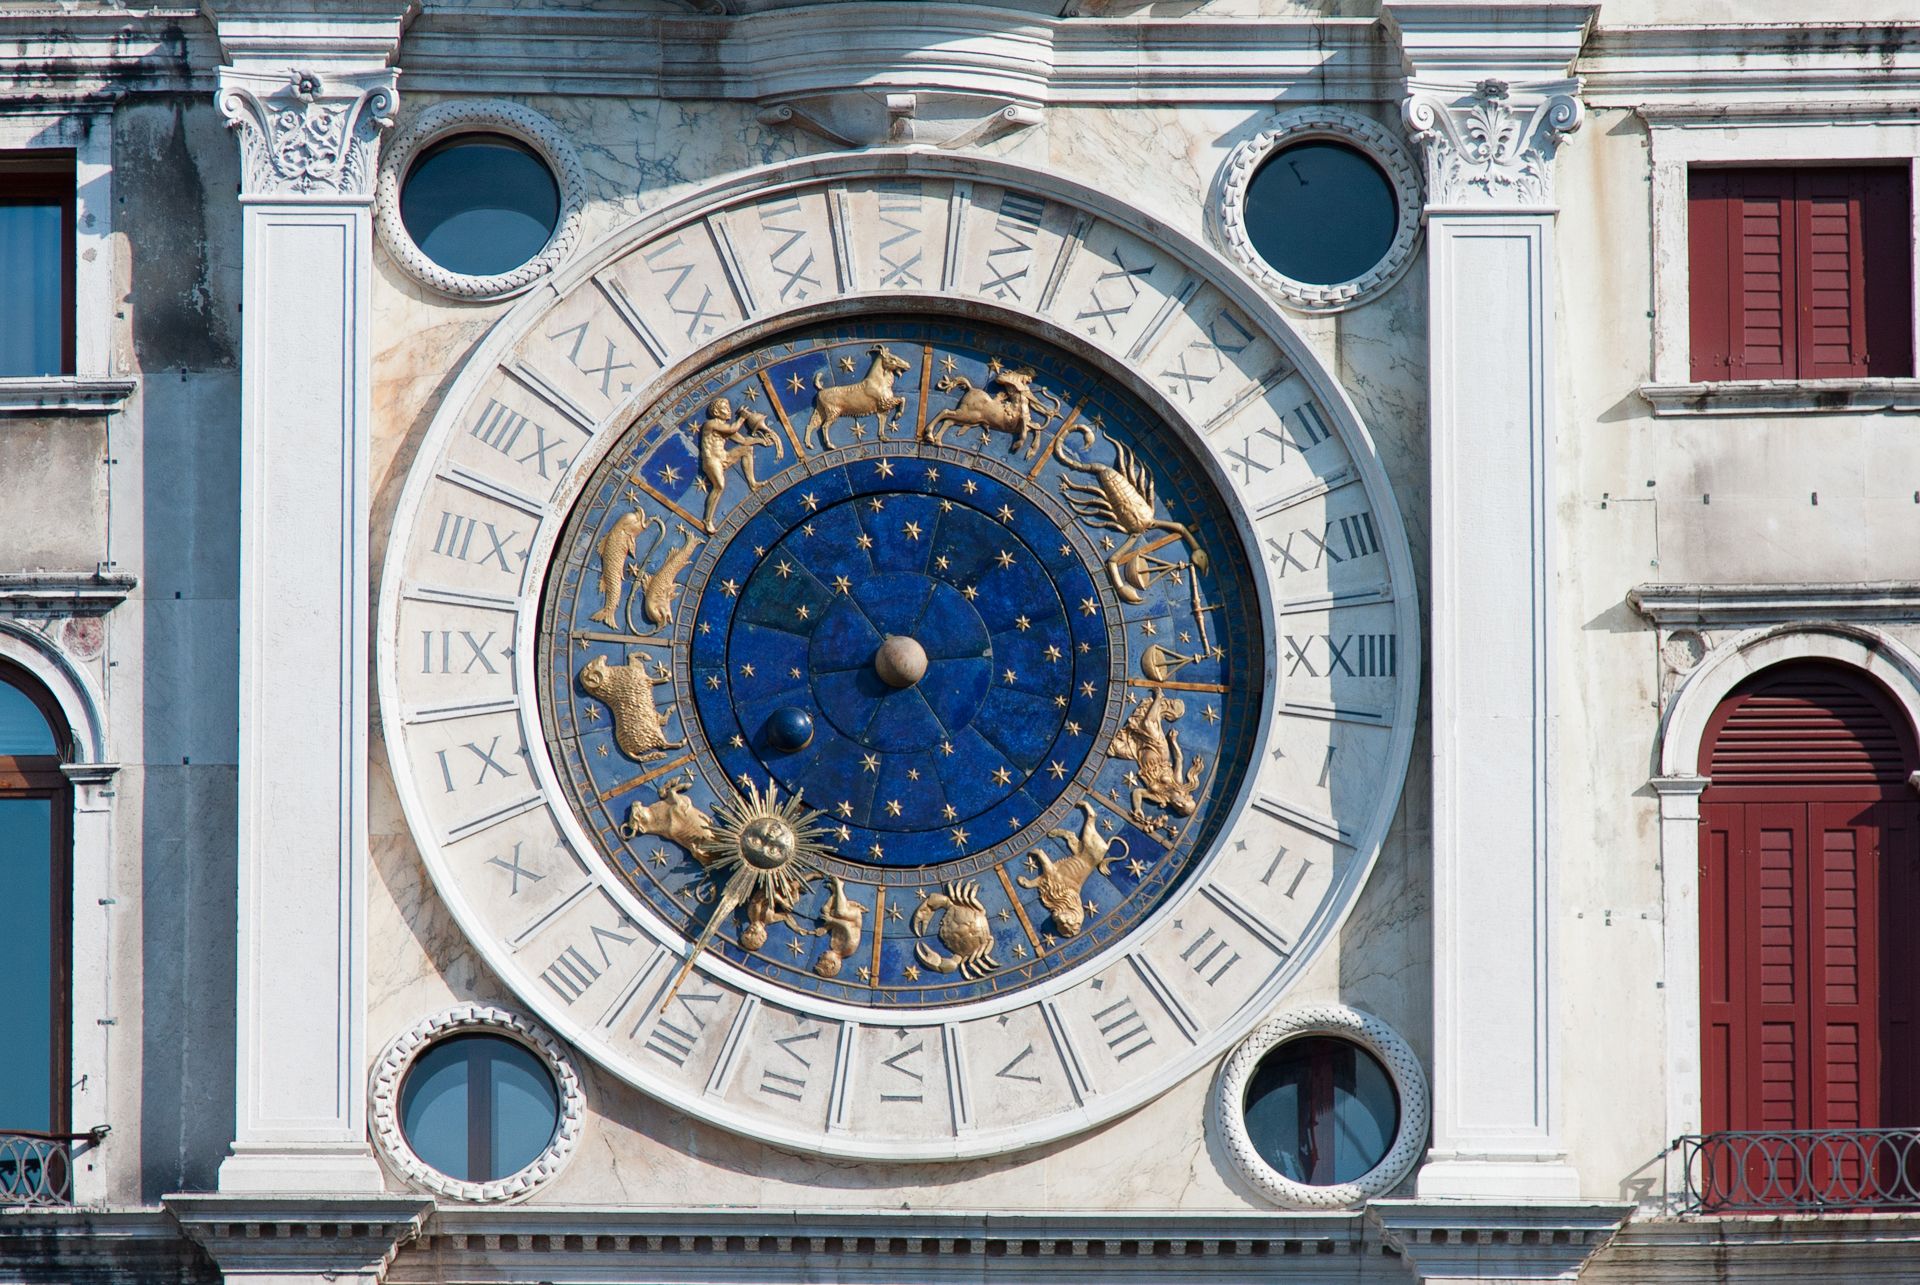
[1243,140,1399,288]
[1242,1034,1399,1186]
[399,134,561,278]
[397,1033,560,1183]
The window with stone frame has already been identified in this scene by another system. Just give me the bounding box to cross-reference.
[1687,166,1913,382]
[0,152,75,378]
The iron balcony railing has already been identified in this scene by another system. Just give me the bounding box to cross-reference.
[0,1127,108,1208]
[1674,1128,1920,1213]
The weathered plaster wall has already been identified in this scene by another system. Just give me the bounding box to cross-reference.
[108,95,244,1202]
[363,96,1434,1208]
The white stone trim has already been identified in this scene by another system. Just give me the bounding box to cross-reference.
[368,1004,586,1203]
[1211,107,1422,313]
[1213,1004,1428,1210]
[1642,109,1920,393]
[375,100,585,302]
[1648,622,1920,1210]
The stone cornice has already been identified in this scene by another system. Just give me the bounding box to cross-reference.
[0,377,138,415]
[1582,22,1920,107]
[1629,582,1920,628]
[0,1209,213,1282]
[166,1194,432,1281]
[1369,1200,1632,1282]
[393,1208,1386,1282]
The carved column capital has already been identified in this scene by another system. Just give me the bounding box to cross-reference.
[217,64,398,200]
[1403,76,1584,210]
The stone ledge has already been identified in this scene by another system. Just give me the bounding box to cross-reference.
[0,572,138,615]
[1585,1212,1920,1283]
[1638,379,1920,416]
[1628,582,1920,628]
[0,378,138,416]
[1368,1200,1633,1282]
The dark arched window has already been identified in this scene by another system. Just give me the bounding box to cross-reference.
[1698,661,1920,1204]
[0,662,70,1147]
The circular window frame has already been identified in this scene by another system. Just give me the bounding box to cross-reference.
[1212,107,1423,313]
[1213,1003,1429,1209]
[368,1003,585,1202]
[376,100,586,301]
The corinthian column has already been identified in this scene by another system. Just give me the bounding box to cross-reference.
[1385,1,1594,1204]
[212,34,399,1194]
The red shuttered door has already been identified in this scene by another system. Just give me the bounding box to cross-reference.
[1700,665,1920,1152]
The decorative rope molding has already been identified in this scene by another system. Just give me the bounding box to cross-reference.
[376,100,587,301]
[1403,78,1584,209]
[368,1003,586,1203]
[1212,1004,1429,1210]
[1211,107,1423,313]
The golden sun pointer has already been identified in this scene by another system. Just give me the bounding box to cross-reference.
[661,778,839,1011]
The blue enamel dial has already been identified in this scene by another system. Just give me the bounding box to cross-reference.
[538,318,1264,1008]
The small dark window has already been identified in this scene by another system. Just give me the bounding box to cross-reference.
[0,665,70,1157]
[398,1033,560,1182]
[1242,1035,1398,1185]
[1244,141,1398,287]
[0,154,76,377]
[400,135,560,278]
[1688,166,1913,382]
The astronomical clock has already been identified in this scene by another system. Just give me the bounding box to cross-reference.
[379,156,1418,1159]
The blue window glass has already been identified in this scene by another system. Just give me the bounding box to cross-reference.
[0,798,55,1133]
[1243,1035,1398,1185]
[0,162,73,377]
[1244,140,1398,287]
[0,680,57,756]
[399,1034,560,1182]
[400,135,560,278]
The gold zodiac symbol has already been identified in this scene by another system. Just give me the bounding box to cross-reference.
[1055,425,1210,605]
[812,875,866,979]
[804,345,911,450]
[579,653,684,762]
[920,365,1062,458]
[1017,800,1128,938]
[592,513,702,635]
[1108,688,1204,829]
[617,771,715,861]
[913,880,1001,978]
[698,399,784,534]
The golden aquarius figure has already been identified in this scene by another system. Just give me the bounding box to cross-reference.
[1054,424,1211,605]
[697,398,784,533]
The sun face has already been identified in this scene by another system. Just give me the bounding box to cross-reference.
[661,780,840,1006]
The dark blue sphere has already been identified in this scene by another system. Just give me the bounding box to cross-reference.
[765,706,814,753]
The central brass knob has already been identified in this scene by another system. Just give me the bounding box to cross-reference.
[874,635,928,689]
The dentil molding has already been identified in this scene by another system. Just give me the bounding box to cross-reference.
[1403,77,1584,209]
[217,64,398,198]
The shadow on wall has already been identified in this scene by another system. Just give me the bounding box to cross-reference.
[116,94,244,1199]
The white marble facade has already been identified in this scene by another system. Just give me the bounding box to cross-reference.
[7,2,1920,1283]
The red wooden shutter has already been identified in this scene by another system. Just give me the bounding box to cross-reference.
[1688,170,1734,382]
[1730,172,1796,380]
[1859,168,1915,378]
[1700,800,1743,1133]
[1796,171,1868,378]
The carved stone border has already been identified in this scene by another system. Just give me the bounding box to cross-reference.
[375,100,586,301]
[368,1004,585,1203]
[1211,107,1422,313]
[1213,1004,1429,1209]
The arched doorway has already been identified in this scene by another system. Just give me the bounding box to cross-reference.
[1699,660,1920,1201]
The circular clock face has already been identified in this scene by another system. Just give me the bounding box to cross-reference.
[538,317,1263,1008]
[378,159,1417,1158]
